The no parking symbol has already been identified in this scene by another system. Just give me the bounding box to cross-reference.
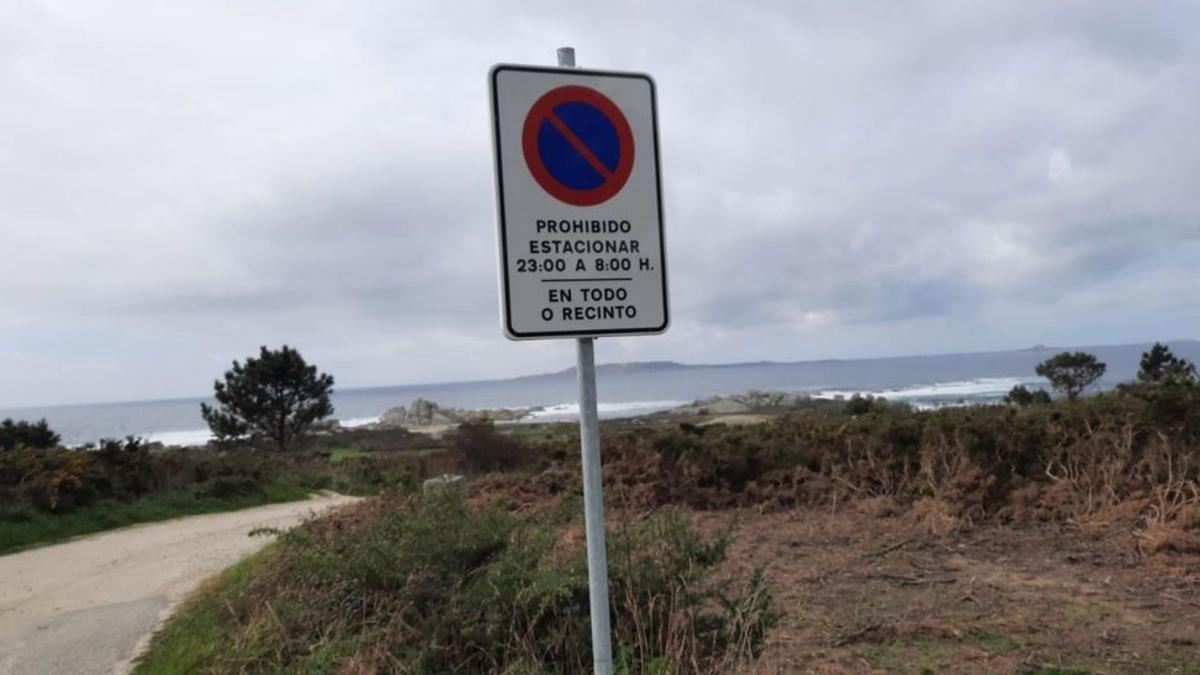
[522,86,635,206]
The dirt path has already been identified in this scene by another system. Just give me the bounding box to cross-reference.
[0,493,358,675]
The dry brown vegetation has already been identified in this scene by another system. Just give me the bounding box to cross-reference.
[476,386,1200,672]
[137,386,1200,674]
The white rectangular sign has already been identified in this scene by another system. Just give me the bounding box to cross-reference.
[490,64,669,340]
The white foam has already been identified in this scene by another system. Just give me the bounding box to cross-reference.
[143,428,213,447]
[526,399,688,421]
[813,377,1035,408]
[140,414,383,448]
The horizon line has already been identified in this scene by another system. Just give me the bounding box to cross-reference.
[3,337,1195,413]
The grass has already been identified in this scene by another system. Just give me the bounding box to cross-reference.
[0,480,312,555]
[327,447,375,462]
[327,446,441,463]
[971,630,1021,654]
[851,631,1020,671]
[856,637,955,673]
[1145,653,1200,675]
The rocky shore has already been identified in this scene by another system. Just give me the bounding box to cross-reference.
[374,398,541,429]
[667,390,812,416]
[344,390,812,434]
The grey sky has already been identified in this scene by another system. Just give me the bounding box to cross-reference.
[1,1,1198,408]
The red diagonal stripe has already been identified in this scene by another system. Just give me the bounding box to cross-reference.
[546,111,615,182]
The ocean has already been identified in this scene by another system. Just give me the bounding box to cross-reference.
[4,341,1197,447]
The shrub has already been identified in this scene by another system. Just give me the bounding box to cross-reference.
[448,420,537,473]
[609,512,778,672]
[88,437,163,499]
[590,391,1200,530]
[196,475,264,499]
[1005,385,1051,406]
[170,498,776,674]
[845,393,885,415]
[3,446,93,511]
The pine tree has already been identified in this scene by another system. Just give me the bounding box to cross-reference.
[0,418,60,451]
[1137,343,1197,386]
[201,345,334,452]
[1035,352,1106,400]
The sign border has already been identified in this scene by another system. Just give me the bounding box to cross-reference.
[490,63,670,340]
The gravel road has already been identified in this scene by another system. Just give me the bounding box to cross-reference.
[0,493,358,675]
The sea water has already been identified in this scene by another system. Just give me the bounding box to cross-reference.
[3,341,1195,447]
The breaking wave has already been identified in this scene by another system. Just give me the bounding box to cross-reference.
[338,416,381,428]
[526,399,688,421]
[812,377,1037,409]
[142,428,213,447]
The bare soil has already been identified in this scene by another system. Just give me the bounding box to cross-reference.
[695,506,1200,674]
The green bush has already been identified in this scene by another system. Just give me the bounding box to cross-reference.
[1004,385,1051,406]
[143,498,776,674]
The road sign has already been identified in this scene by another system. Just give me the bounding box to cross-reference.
[490,64,668,340]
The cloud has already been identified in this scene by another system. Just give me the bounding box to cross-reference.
[1,0,1198,406]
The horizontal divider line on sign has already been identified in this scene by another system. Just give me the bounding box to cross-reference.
[540,277,633,283]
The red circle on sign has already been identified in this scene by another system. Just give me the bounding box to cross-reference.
[522,85,635,207]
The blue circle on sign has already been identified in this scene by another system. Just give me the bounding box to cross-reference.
[537,102,620,190]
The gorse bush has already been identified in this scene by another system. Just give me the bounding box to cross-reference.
[157,497,776,674]
[0,442,271,514]
[0,422,441,551]
[0,444,92,511]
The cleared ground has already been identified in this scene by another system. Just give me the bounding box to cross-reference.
[0,493,357,675]
[715,506,1200,674]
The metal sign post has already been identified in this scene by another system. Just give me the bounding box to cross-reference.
[489,45,668,675]
[560,49,615,675]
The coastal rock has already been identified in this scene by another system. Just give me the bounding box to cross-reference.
[377,398,538,429]
[671,390,811,416]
